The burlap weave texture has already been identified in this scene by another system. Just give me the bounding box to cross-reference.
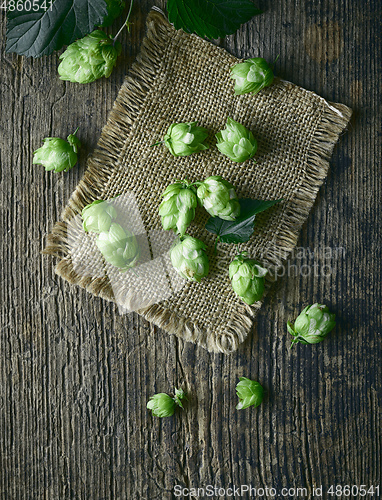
[45,10,352,353]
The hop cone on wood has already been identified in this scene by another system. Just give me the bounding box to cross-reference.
[33,130,80,173]
[99,0,125,27]
[159,181,198,236]
[146,393,175,417]
[236,377,264,410]
[82,200,117,233]
[170,236,209,282]
[196,175,240,221]
[147,388,186,418]
[287,304,336,346]
[96,223,139,271]
[58,30,122,84]
[216,117,257,163]
[162,122,209,156]
[231,58,274,95]
[229,252,267,305]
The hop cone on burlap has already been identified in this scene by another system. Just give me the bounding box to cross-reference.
[82,200,117,233]
[170,236,209,282]
[236,377,264,410]
[58,30,122,84]
[147,388,186,418]
[33,130,80,172]
[96,223,139,271]
[159,181,198,236]
[196,175,240,221]
[287,304,336,346]
[216,117,257,162]
[99,0,125,27]
[162,122,209,156]
[231,58,274,96]
[229,252,268,305]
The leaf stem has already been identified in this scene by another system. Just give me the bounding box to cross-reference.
[213,237,219,254]
[271,54,280,70]
[150,140,164,147]
[113,0,134,43]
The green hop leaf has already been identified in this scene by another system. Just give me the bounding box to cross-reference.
[147,388,187,418]
[160,122,209,157]
[58,30,122,84]
[216,117,257,162]
[6,0,110,58]
[99,0,125,27]
[287,304,336,346]
[229,252,267,305]
[159,181,198,236]
[236,377,264,410]
[231,58,274,95]
[33,129,81,173]
[205,198,282,245]
[170,236,209,283]
[96,222,140,271]
[196,176,240,221]
[82,199,117,233]
[167,0,262,39]
[174,388,187,409]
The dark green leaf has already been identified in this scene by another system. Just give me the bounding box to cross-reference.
[6,0,109,57]
[205,198,282,244]
[167,0,262,39]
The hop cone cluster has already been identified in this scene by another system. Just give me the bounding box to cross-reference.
[96,222,139,271]
[236,377,264,410]
[287,304,336,346]
[229,252,267,305]
[33,131,80,173]
[163,122,209,156]
[231,58,274,95]
[196,175,240,221]
[147,388,186,418]
[58,30,122,84]
[159,182,198,236]
[82,200,117,233]
[170,236,209,282]
[216,117,257,162]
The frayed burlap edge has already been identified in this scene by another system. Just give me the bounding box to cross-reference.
[44,10,352,354]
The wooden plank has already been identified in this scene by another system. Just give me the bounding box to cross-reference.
[0,0,381,498]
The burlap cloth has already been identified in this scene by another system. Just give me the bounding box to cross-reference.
[44,9,352,354]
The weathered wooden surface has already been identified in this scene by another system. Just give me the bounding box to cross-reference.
[0,1,381,498]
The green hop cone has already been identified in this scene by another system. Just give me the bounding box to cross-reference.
[147,393,175,418]
[58,30,122,84]
[287,304,336,346]
[159,181,198,236]
[82,199,117,233]
[170,236,209,283]
[236,377,264,410]
[231,58,274,96]
[162,122,209,156]
[96,222,139,271]
[229,252,268,305]
[33,130,81,172]
[216,117,257,162]
[147,388,186,418]
[196,175,240,221]
[99,0,125,27]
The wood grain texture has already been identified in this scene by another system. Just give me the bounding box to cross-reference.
[0,1,381,499]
